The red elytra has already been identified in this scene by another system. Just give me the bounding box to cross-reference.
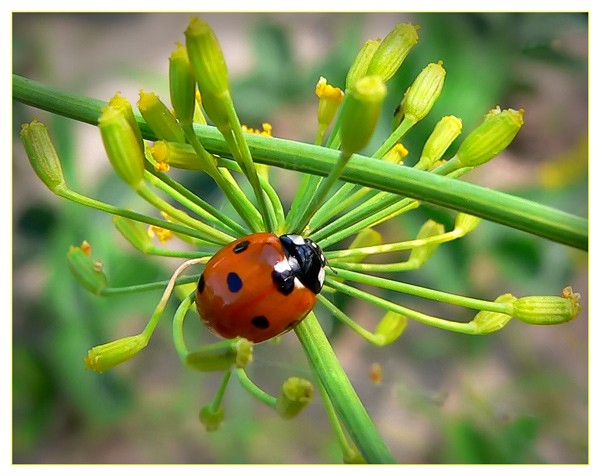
[196,233,324,343]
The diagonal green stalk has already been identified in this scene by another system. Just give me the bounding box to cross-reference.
[13,74,587,250]
[294,313,396,463]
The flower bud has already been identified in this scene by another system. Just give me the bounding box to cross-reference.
[417,115,462,169]
[185,17,230,98]
[340,75,387,156]
[382,143,408,164]
[113,215,153,253]
[472,294,516,335]
[20,120,66,193]
[511,291,581,325]
[105,92,144,149]
[150,140,217,171]
[276,377,313,419]
[408,219,445,267]
[138,90,186,143]
[346,39,380,91]
[66,242,108,296]
[366,23,419,83]
[169,42,196,126]
[454,213,482,235]
[83,334,147,373]
[374,311,407,346]
[456,108,524,168]
[185,338,253,372]
[403,61,446,123]
[98,97,146,189]
[199,405,225,432]
[316,76,344,130]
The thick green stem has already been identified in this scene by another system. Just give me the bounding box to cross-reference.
[294,313,396,463]
[13,74,587,250]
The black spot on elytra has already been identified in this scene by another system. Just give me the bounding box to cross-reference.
[227,272,243,293]
[251,316,270,329]
[233,240,250,253]
[198,274,205,293]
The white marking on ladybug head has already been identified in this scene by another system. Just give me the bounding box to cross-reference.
[318,267,325,287]
[289,234,305,246]
[274,260,292,274]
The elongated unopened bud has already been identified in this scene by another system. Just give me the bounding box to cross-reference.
[83,334,148,373]
[374,311,407,346]
[510,291,581,325]
[138,90,186,143]
[340,75,387,156]
[185,17,230,98]
[169,42,196,126]
[199,405,225,432]
[67,242,108,296]
[276,377,314,419]
[346,39,380,91]
[418,115,462,169]
[408,219,445,267]
[99,96,146,189]
[456,108,524,168]
[20,120,66,193]
[472,294,516,335]
[403,61,446,123]
[366,23,419,83]
[185,338,253,372]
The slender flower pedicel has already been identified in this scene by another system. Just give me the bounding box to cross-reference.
[14,16,586,464]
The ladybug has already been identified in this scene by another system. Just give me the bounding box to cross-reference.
[196,233,327,343]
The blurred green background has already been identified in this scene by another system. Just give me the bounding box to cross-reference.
[12,12,588,464]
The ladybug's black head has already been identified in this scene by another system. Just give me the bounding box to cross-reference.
[279,234,326,295]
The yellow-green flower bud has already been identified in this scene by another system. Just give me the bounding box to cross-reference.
[150,140,217,171]
[112,215,153,253]
[185,338,253,372]
[366,23,419,83]
[105,92,144,149]
[417,115,463,169]
[66,242,108,296]
[454,213,482,235]
[276,377,314,419]
[20,120,66,193]
[316,76,344,129]
[472,294,516,335]
[185,17,230,98]
[138,90,186,143]
[199,405,225,432]
[98,98,146,189]
[382,143,409,164]
[346,39,380,91]
[510,291,581,325]
[83,334,147,373]
[374,311,407,346]
[408,219,445,267]
[456,108,525,168]
[340,75,387,156]
[403,61,446,123]
[169,42,196,126]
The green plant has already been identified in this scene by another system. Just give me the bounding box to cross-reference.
[13,13,587,464]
